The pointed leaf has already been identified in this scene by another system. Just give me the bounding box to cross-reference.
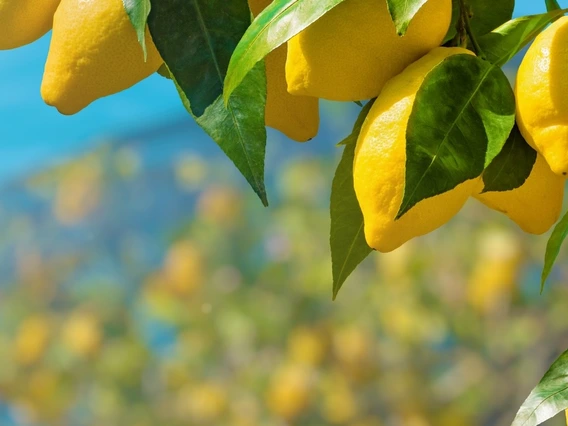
[512,349,568,426]
[398,54,515,219]
[148,0,251,116]
[223,0,348,103]
[123,0,151,59]
[175,63,269,206]
[541,209,568,290]
[481,125,537,193]
[547,0,562,12]
[386,0,427,36]
[479,9,568,67]
[331,101,374,299]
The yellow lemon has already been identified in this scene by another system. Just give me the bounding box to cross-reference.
[474,154,564,234]
[248,0,319,141]
[286,0,452,101]
[353,47,478,253]
[516,16,568,176]
[0,0,60,50]
[41,0,163,115]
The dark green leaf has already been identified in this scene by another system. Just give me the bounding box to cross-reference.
[398,54,515,219]
[481,125,537,193]
[479,9,568,67]
[175,63,269,206]
[541,210,568,290]
[547,0,562,12]
[123,0,151,59]
[512,349,568,426]
[444,0,513,44]
[331,101,374,300]
[148,0,251,116]
[223,0,348,103]
[386,0,427,36]
[468,0,514,36]
[157,63,172,80]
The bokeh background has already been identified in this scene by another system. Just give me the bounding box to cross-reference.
[1,1,568,425]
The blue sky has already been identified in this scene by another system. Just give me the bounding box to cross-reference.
[0,0,561,181]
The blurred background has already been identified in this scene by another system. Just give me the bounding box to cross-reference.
[1,1,567,425]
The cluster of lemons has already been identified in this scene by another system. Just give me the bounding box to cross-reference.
[3,0,568,254]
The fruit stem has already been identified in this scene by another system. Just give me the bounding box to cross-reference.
[459,0,485,60]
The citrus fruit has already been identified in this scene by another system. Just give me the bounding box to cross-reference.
[41,0,163,115]
[516,16,568,176]
[353,47,478,253]
[474,154,564,234]
[249,0,319,141]
[285,0,452,101]
[0,0,60,50]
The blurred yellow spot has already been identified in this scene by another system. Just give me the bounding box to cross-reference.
[163,240,204,296]
[287,326,327,366]
[266,364,313,420]
[321,374,358,424]
[181,382,227,422]
[61,311,102,357]
[175,154,207,191]
[333,326,371,366]
[114,147,141,179]
[14,316,51,366]
[53,155,102,225]
[468,230,522,315]
[197,186,243,226]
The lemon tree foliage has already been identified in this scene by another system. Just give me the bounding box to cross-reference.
[512,349,568,426]
[480,125,536,193]
[399,53,515,218]
[7,0,568,423]
[330,101,374,298]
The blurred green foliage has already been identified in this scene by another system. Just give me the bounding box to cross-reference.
[0,139,567,426]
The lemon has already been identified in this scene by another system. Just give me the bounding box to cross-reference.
[286,0,452,101]
[353,47,478,253]
[474,154,564,234]
[0,0,60,50]
[516,16,568,176]
[41,0,163,115]
[248,0,319,141]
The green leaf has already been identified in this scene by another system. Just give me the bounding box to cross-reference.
[148,0,251,117]
[398,54,515,219]
[541,210,568,290]
[175,63,269,206]
[468,0,514,37]
[330,101,374,300]
[479,9,568,67]
[512,349,568,426]
[547,0,562,12]
[386,0,427,36]
[444,0,513,44]
[481,125,537,193]
[123,0,151,59]
[223,0,348,103]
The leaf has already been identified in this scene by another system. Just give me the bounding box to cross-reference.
[148,0,251,116]
[123,0,151,59]
[330,101,374,300]
[444,0,513,43]
[481,125,537,193]
[547,0,562,12]
[386,0,428,36]
[175,63,269,206]
[468,0,514,37]
[398,54,515,218]
[223,0,348,103]
[541,209,568,290]
[479,9,568,67]
[511,349,568,426]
